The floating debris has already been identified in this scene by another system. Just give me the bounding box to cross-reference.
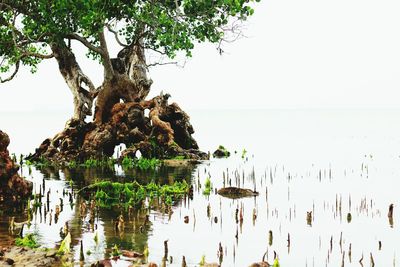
[217,187,259,199]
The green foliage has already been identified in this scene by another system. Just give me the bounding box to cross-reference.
[121,156,134,169]
[84,180,189,208]
[214,145,230,157]
[135,158,160,170]
[171,155,186,160]
[202,177,212,196]
[273,258,280,267]
[94,231,99,244]
[1,0,259,82]
[199,255,206,266]
[122,156,160,170]
[241,148,247,159]
[83,158,115,168]
[15,233,39,248]
[30,156,51,168]
[112,244,121,257]
[67,160,78,168]
[57,233,71,255]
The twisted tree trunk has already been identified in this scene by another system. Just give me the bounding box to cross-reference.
[51,42,97,122]
[29,37,207,164]
[94,41,152,124]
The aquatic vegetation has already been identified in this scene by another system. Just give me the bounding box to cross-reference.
[121,156,160,170]
[58,233,71,255]
[199,255,206,266]
[213,145,230,158]
[94,231,99,244]
[170,155,186,160]
[83,158,115,169]
[15,233,39,248]
[241,148,247,159]
[28,156,52,168]
[121,156,134,169]
[67,160,78,168]
[135,157,160,170]
[112,244,121,257]
[82,180,189,208]
[202,177,212,196]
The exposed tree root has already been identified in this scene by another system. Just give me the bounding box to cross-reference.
[0,130,32,203]
[28,93,207,164]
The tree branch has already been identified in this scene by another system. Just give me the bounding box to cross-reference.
[147,61,179,68]
[97,29,114,80]
[106,24,127,47]
[66,33,104,55]
[21,51,53,59]
[0,60,20,83]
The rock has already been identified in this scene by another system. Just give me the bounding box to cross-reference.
[121,250,143,258]
[184,216,189,223]
[248,263,270,267]
[0,246,59,267]
[212,145,230,158]
[0,130,33,203]
[91,259,112,267]
[162,159,200,167]
[5,258,14,265]
[0,131,10,151]
[217,187,259,199]
[45,249,57,258]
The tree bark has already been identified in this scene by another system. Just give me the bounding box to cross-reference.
[51,42,97,122]
[93,40,152,124]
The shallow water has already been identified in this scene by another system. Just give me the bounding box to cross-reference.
[2,109,400,266]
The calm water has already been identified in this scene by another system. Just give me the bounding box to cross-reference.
[1,109,400,266]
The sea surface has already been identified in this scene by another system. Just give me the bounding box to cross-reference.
[1,109,400,266]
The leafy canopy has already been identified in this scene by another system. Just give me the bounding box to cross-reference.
[0,0,259,82]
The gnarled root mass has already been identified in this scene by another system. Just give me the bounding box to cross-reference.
[28,93,208,164]
[0,130,32,202]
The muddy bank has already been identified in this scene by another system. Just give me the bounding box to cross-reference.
[0,130,32,203]
[0,246,61,267]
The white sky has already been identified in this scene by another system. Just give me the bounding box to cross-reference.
[1,0,400,114]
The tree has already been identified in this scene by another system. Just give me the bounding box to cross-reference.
[0,0,259,163]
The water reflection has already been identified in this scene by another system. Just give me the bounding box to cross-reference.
[1,162,198,266]
[2,150,400,266]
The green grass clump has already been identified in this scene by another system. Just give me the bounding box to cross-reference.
[15,233,39,248]
[83,157,115,168]
[171,155,186,160]
[82,180,189,208]
[27,156,52,168]
[241,148,247,159]
[121,157,160,170]
[68,160,78,168]
[202,177,212,196]
[135,158,160,170]
[121,156,134,169]
[112,244,121,257]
